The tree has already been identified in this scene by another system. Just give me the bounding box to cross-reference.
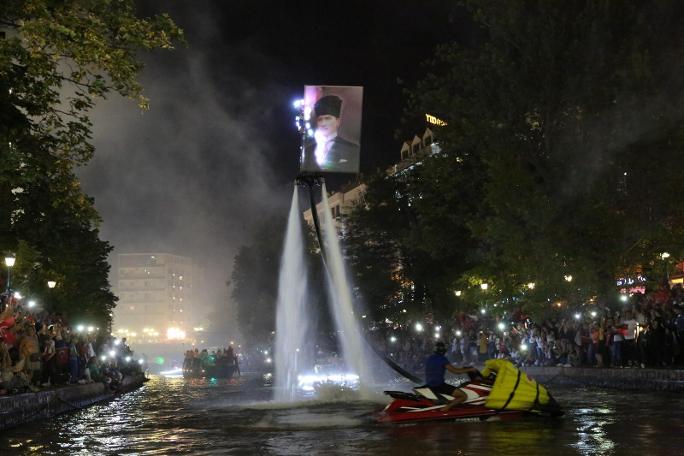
[1,1,182,324]
[401,0,684,316]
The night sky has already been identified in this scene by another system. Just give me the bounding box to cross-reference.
[78,0,468,312]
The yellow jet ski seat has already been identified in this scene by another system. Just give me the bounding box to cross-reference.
[481,359,563,416]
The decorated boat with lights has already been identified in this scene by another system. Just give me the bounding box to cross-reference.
[182,351,238,379]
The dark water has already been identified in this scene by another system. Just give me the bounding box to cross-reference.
[2,375,683,455]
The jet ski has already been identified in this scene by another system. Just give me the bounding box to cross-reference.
[377,359,563,424]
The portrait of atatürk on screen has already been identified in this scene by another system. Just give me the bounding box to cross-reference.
[300,86,362,174]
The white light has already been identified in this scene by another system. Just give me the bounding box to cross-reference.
[480,283,489,290]
[76,325,85,332]
[414,322,424,332]
[455,330,462,337]
[125,356,131,363]
[114,339,121,346]
[263,350,269,355]
[160,367,183,377]
[13,291,22,299]
[4,256,16,267]
[138,359,144,365]
[361,315,367,319]
[620,295,628,303]
[454,290,462,297]
[167,327,186,340]
[574,313,581,320]
[497,322,506,331]
[480,308,486,315]
[527,282,535,290]
[108,350,116,358]
[292,99,303,109]
[564,275,573,282]
[265,357,272,364]
[402,309,407,313]
[435,326,442,331]
[390,336,397,343]
[100,355,107,361]
[661,252,671,259]
[87,326,94,333]
[27,300,36,308]
[520,343,528,351]
[297,372,360,390]
[590,311,597,318]
[47,280,57,289]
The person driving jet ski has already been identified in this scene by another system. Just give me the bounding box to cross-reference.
[425,341,479,410]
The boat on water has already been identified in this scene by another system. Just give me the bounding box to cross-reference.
[182,349,239,379]
[377,359,563,424]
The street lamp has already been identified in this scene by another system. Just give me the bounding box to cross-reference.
[46,280,57,312]
[4,256,16,292]
[661,252,671,280]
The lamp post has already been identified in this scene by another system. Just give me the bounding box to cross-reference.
[661,252,671,282]
[4,256,16,292]
[47,280,57,312]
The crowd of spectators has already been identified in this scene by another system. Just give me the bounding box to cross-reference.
[0,293,144,396]
[182,346,241,377]
[372,284,684,374]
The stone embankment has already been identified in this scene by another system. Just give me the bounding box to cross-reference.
[523,366,684,392]
[0,374,145,431]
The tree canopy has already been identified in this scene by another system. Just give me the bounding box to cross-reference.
[345,0,684,322]
[1,1,182,325]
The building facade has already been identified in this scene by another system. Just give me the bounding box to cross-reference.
[302,127,440,226]
[302,182,367,229]
[113,253,205,343]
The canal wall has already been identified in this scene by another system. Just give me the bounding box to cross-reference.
[523,366,684,392]
[0,374,145,431]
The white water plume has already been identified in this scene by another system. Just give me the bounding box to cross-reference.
[320,183,374,398]
[274,187,309,402]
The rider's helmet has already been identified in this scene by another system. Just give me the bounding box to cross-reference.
[434,341,447,355]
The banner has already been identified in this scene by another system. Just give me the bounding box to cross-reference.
[300,85,363,174]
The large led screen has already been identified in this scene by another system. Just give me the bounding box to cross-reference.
[299,85,363,174]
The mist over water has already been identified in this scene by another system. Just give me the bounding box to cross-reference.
[320,183,373,397]
[273,183,374,402]
[274,187,309,402]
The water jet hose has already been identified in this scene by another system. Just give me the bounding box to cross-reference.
[299,177,422,385]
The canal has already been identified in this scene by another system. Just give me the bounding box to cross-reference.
[2,375,683,455]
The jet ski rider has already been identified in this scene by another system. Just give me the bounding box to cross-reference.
[425,341,479,411]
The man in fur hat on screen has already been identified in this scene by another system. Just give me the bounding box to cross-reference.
[301,94,360,173]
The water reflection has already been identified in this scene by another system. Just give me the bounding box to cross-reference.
[572,406,616,455]
[1,377,683,455]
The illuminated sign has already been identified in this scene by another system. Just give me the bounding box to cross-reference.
[616,275,647,286]
[425,113,447,126]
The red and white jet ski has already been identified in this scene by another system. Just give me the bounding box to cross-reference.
[377,375,522,424]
